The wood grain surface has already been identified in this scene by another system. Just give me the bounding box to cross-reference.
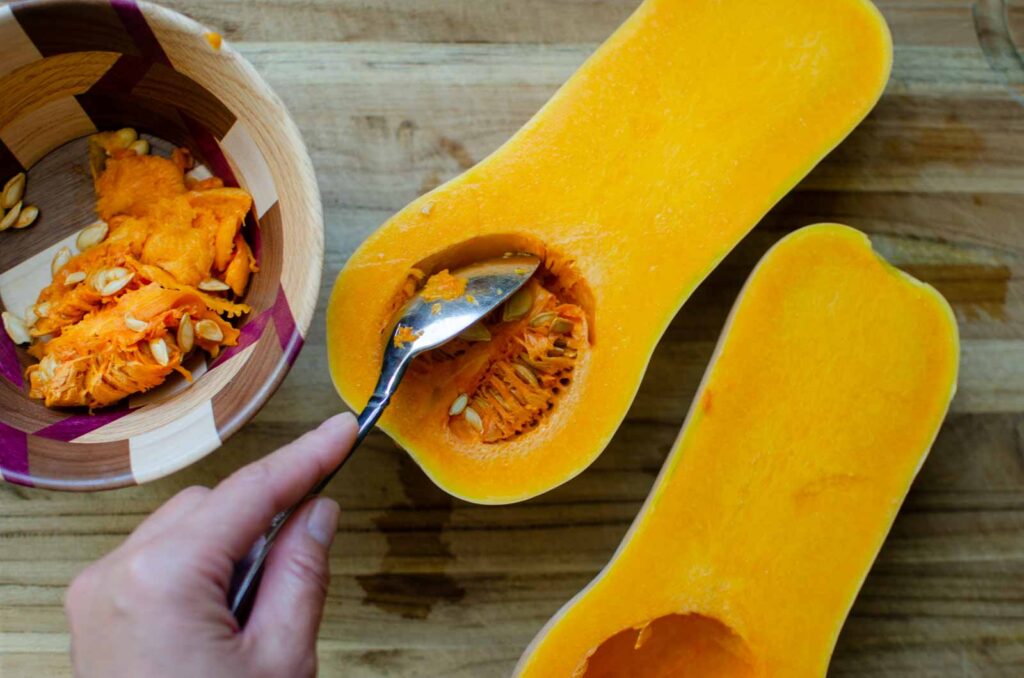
[2,0,1023,675]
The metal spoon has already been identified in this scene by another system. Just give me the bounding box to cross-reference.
[228,253,541,622]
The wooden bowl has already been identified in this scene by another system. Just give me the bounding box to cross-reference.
[0,0,323,490]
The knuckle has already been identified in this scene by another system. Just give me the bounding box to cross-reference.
[117,550,171,599]
[175,484,210,503]
[285,547,330,594]
[124,550,154,583]
[228,458,273,491]
[65,566,97,618]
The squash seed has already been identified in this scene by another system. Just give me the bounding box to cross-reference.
[124,313,148,332]
[449,393,469,416]
[2,172,25,209]
[128,139,149,155]
[24,306,38,328]
[112,127,138,149]
[198,278,231,292]
[0,201,22,231]
[149,337,170,366]
[550,317,574,335]
[459,322,491,342]
[100,275,133,296]
[463,406,483,433]
[502,287,533,322]
[51,246,72,277]
[195,319,224,342]
[13,204,38,229]
[90,268,124,293]
[529,311,557,327]
[177,314,195,353]
[64,271,86,285]
[76,220,109,250]
[184,165,212,185]
[38,355,57,381]
[2,311,31,345]
[35,301,50,319]
[514,363,540,387]
[93,268,133,296]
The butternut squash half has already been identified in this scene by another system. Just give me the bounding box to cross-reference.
[327,0,893,502]
[514,224,960,677]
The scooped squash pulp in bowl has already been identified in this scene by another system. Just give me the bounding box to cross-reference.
[25,142,256,410]
[327,0,893,503]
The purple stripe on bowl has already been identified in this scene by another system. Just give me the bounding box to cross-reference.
[208,286,298,369]
[210,308,270,368]
[0,421,31,487]
[0,334,23,388]
[111,0,170,65]
[182,114,238,186]
[270,286,299,352]
[34,406,134,442]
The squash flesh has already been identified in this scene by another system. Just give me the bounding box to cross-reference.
[26,149,256,409]
[28,284,239,408]
[327,0,893,502]
[514,224,960,677]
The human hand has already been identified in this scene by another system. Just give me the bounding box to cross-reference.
[65,412,358,678]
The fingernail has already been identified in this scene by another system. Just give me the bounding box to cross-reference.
[306,497,340,548]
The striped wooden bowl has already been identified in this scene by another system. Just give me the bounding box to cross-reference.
[0,0,323,490]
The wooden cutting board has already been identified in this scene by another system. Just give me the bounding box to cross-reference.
[1,1,1022,675]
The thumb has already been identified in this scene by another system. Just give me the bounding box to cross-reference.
[245,497,340,671]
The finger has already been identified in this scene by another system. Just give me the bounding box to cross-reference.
[120,485,211,550]
[182,412,356,561]
[245,497,339,671]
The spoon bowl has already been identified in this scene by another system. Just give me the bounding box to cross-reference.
[389,254,541,353]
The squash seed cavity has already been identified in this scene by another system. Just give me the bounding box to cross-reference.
[388,243,593,444]
[412,276,588,443]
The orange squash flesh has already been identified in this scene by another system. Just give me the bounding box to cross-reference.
[419,269,467,302]
[514,224,960,678]
[26,146,256,409]
[28,284,239,408]
[327,0,893,503]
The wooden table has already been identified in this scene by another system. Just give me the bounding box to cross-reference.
[2,1,1023,675]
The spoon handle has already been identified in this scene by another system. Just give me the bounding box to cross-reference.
[227,387,394,623]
